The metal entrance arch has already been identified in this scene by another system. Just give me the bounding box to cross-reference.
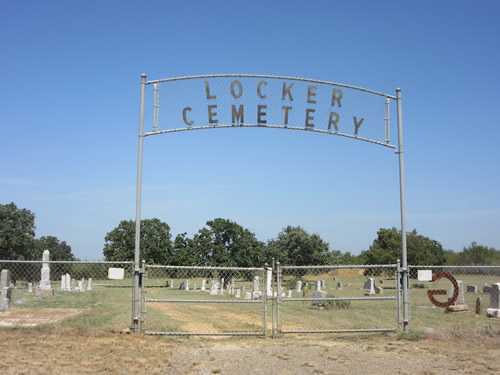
[131,74,408,333]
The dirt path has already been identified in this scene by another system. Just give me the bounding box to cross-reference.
[0,329,498,375]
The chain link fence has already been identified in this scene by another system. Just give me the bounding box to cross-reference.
[0,260,134,330]
[142,265,268,336]
[2,260,499,335]
[407,265,500,331]
[276,264,400,335]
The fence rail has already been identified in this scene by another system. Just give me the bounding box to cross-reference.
[1,260,499,336]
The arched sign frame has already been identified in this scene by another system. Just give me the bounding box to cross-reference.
[131,74,408,333]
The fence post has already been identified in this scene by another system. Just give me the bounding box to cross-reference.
[140,260,147,334]
[396,259,401,327]
[276,262,281,336]
[263,264,268,337]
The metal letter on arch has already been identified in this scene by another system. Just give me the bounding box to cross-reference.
[427,272,459,308]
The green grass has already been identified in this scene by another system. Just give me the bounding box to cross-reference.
[5,272,500,338]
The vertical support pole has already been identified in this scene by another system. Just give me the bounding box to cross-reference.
[271,258,275,338]
[140,260,147,334]
[132,73,147,333]
[263,264,268,337]
[396,88,409,332]
[396,259,401,326]
[276,262,281,336]
[385,97,390,145]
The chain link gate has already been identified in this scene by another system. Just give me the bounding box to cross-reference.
[141,264,270,336]
[273,263,401,335]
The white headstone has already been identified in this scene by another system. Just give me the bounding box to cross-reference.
[287,290,292,298]
[28,283,33,293]
[0,287,12,310]
[315,281,322,291]
[244,292,252,300]
[184,279,190,291]
[295,280,302,292]
[88,278,92,291]
[235,289,241,298]
[65,274,72,291]
[108,268,125,280]
[78,280,84,292]
[209,282,219,296]
[0,270,11,290]
[201,279,206,291]
[193,283,197,292]
[61,275,66,291]
[253,276,260,292]
[170,279,174,288]
[266,269,272,296]
[40,250,52,290]
[364,278,376,295]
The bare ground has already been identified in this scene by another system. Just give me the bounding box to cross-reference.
[0,308,499,374]
[1,329,499,375]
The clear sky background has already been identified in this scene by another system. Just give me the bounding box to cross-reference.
[1,0,499,260]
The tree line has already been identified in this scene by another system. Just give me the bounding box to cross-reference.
[2,202,499,266]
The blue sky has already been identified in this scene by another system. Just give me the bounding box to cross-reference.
[1,0,499,260]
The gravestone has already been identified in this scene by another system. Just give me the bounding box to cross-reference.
[60,275,66,291]
[184,280,190,291]
[193,283,197,292]
[39,250,54,297]
[253,276,260,292]
[287,290,292,298]
[486,283,500,318]
[88,278,92,291]
[448,280,466,305]
[336,281,343,290]
[375,286,384,294]
[321,280,325,288]
[244,292,252,300]
[483,284,492,294]
[209,282,218,296]
[476,297,483,315]
[315,281,322,292]
[467,285,478,293]
[170,280,174,288]
[311,289,327,306]
[0,270,11,290]
[364,278,376,295]
[179,281,185,290]
[242,285,246,294]
[78,280,84,292]
[28,283,33,293]
[65,274,72,291]
[71,279,76,292]
[266,269,272,296]
[295,280,302,292]
[235,289,241,298]
[201,279,206,291]
[0,287,13,310]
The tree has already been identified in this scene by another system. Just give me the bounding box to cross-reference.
[0,202,36,260]
[33,236,75,261]
[459,242,499,265]
[360,227,446,266]
[174,219,265,267]
[266,226,330,266]
[103,218,174,264]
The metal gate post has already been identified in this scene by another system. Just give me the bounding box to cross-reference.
[263,264,268,337]
[396,259,401,327]
[276,262,282,336]
[140,260,147,334]
[132,73,147,333]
